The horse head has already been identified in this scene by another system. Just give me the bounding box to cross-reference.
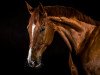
[26,2,55,67]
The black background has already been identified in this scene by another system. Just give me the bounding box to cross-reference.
[0,0,99,75]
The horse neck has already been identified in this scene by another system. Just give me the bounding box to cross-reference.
[49,16,96,54]
[71,21,96,54]
[56,21,96,54]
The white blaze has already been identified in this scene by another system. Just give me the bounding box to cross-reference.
[27,47,32,63]
[27,23,36,62]
[32,23,36,37]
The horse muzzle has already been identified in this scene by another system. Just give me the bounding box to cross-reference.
[27,59,42,68]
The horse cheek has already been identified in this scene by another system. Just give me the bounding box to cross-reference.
[44,28,54,45]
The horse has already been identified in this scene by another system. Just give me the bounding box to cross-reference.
[25,1,100,75]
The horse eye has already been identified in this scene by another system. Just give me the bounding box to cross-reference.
[40,26,45,32]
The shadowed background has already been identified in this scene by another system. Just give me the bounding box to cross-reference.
[0,0,99,74]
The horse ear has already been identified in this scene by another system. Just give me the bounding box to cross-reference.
[38,3,47,17]
[25,1,33,14]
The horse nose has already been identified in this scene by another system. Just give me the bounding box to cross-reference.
[28,60,42,68]
[28,60,35,67]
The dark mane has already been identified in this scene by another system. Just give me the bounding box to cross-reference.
[43,6,96,25]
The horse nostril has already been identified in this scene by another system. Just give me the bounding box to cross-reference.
[28,60,35,67]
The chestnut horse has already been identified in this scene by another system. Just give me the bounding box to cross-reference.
[25,2,100,75]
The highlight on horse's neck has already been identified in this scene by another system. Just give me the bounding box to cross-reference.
[49,16,96,54]
[73,22,95,54]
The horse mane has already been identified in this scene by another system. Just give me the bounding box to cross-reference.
[41,6,96,25]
